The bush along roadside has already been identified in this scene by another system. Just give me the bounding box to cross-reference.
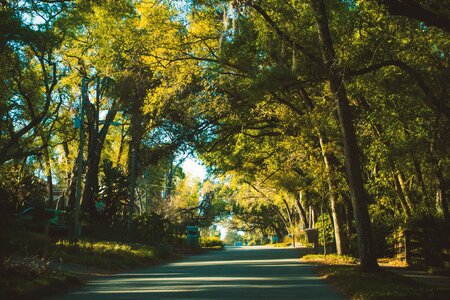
[199,236,224,249]
[301,254,449,299]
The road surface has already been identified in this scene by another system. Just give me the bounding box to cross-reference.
[51,246,344,299]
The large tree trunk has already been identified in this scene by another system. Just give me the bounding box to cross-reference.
[73,76,88,238]
[81,102,99,217]
[82,99,117,219]
[309,0,379,271]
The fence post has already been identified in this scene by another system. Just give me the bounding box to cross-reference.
[404,229,411,265]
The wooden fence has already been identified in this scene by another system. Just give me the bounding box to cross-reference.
[392,229,450,268]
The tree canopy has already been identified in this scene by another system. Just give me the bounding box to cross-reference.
[1,0,449,272]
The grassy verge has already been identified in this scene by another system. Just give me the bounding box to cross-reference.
[301,254,448,299]
[301,254,358,265]
[54,239,169,270]
[1,239,183,299]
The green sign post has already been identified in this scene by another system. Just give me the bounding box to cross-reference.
[186,226,199,248]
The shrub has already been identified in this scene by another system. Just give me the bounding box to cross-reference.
[3,229,51,258]
[132,212,173,244]
[2,256,49,277]
[314,214,335,248]
[199,236,224,248]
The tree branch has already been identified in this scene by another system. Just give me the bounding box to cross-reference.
[377,0,450,32]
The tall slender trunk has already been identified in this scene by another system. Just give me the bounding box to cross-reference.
[74,76,88,238]
[127,108,142,234]
[318,134,349,255]
[393,170,413,217]
[436,169,449,225]
[309,0,378,271]
[396,172,413,210]
[42,142,54,205]
[280,195,296,245]
[295,191,308,229]
[64,159,77,209]
[117,124,127,166]
[308,206,316,229]
[392,171,411,219]
[412,156,427,197]
[128,136,139,234]
[165,154,175,201]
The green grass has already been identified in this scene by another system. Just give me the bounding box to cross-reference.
[301,254,448,299]
[54,239,161,269]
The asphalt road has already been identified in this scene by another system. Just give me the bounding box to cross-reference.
[51,246,344,300]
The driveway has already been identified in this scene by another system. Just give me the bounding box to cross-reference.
[51,246,344,299]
